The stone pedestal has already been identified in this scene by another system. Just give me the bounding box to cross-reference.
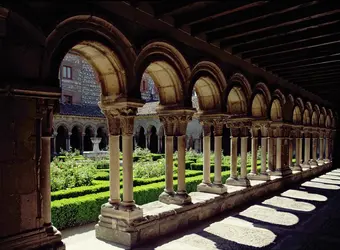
[197,183,228,194]
[91,137,102,153]
[159,192,192,205]
[95,203,143,246]
[226,177,251,186]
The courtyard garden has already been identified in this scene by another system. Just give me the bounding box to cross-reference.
[51,148,264,229]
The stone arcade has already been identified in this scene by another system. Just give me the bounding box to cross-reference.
[0,2,339,249]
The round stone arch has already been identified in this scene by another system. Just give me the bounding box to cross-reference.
[188,61,227,112]
[250,82,271,118]
[319,107,327,127]
[135,41,191,107]
[54,123,70,133]
[325,115,332,128]
[295,97,305,113]
[70,122,84,134]
[305,102,313,116]
[303,109,311,125]
[225,73,252,115]
[44,15,136,100]
[311,105,320,127]
[328,108,334,118]
[292,105,302,125]
[270,99,283,121]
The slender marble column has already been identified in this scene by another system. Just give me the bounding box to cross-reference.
[41,136,52,231]
[202,135,211,184]
[250,136,258,175]
[164,136,174,194]
[214,135,222,185]
[303,137,311,168]
[276,137,282,172]
[240,136,250,186]
[230,136,238,179]
[158,137,162,153]
[261,137,268,176]
[53,132,57,155]
[121,133,134,207]
[268,137,274,172]
[288,138,293,168]
[292,137,302,171]
[311,137,318,167]
[318,136,324,165]
[177,135,187,194]
[66,132,71,151]
[109,135,120,204]
[325,137,330,163]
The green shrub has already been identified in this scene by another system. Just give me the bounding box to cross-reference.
[96,159,110,169]
[52,170,202,201]
[174,161,194,169]
[151,154,164,161]
[133,158,177,179]
[50,158,97,192]
[190,163,230,172]
[51,171,233,229]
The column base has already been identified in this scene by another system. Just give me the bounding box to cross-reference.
[301,162,311,170]
[324,158,330,164]
[95,202,143,246]
[226,177,252,186]
[158,191,192,205]
[268,168,292,177]
[197,182,228,194]
[0,227,64,250]
[317,159,325,166]
[309,160,318,168]
[247,173,269,181]
[291,165,302,172]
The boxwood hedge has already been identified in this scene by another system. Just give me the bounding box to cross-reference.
[51,171,232,229]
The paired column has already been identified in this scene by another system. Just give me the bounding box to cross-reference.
[288,138,293,168]
[268,131,275,172]
[107,116,121,206]
[302,132,311,169]
[249,129,258,176]
[270,125,292,176]
[292,131,302,171]
[311,134,318,167]
[227,126,250,186]
[159,112,193,205]
[248,123,269,181]
[197,118,228,193]
[318,132,325,165]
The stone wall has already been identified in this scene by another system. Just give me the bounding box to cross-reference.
[60,53,101,105]
[0,97,42,237]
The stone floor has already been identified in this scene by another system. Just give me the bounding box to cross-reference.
[62,168,340,250]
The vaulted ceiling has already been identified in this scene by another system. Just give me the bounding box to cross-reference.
[140,0,340,106]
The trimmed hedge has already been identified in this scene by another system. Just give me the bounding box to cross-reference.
[51,171,232,229]
[52,170,203,201]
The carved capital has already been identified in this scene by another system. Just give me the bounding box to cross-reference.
[37,99,55,137]
[177,114,192,136]
[120,116,135,136]
[107,116,121,136]
[159,116,176,136]
[200,121,212,137]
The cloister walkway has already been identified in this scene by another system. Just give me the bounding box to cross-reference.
[62,168,340,250]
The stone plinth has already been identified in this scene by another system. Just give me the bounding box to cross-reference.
[94,162,332,248]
